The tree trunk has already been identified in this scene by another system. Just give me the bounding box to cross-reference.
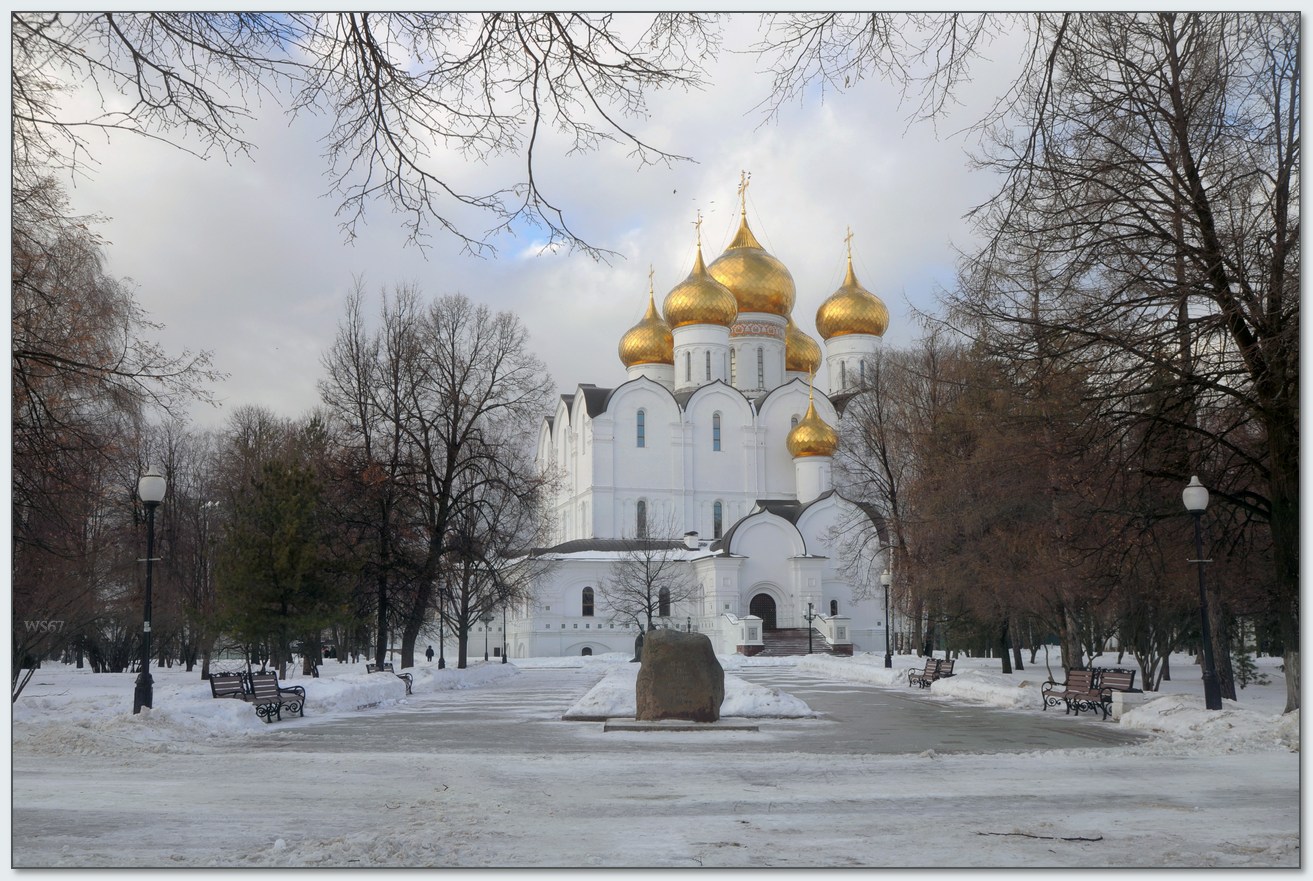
[998,618,1012,674]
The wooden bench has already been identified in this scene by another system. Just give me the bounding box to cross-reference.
[908,659,940,687]
[908,658,954,688]
[1041,669,1108,719]
[209,670,306,723]
[247,672,306,723]
[366,662,413,695]
[1093,667,1139,694]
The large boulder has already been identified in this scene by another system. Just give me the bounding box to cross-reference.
[635,629,725,722]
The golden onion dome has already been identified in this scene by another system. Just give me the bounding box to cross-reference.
[707,210,796,317]
[787,392,839,459]
[662,241,738,329]
[785,318,822,375]
[816,253,890,340]
[618,280,674,367]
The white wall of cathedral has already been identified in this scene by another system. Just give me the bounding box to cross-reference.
[671,324,731,392]
[794,455,833,503]
[824,333,881,394]
[625,361,674,391]
[729,313,787,394]
[540,376,844,544]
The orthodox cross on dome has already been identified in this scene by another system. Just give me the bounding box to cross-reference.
[693,210,703,247]
[648,264,655,295]
[738,170,751,214]
[844,226,854,260]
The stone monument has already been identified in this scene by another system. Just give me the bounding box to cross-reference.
[635,629,725,722]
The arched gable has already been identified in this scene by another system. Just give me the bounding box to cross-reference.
[680,380,753,428]
[724,509,807,560]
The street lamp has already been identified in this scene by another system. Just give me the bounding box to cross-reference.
[1183,475,1222,710]
[804,602,818,654]
[133,467,167,714]
[880,566,893,669]
[501,598,508,664]
[687,616,692,633]
[481,611,494,662]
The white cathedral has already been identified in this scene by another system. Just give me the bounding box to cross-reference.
[502,184,892,659]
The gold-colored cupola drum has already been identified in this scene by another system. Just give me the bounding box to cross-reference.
[815,230,889,340]
[707,173,796,317]
[785,318,822,375]
[662,217,738,329]
[787,384,839,458]
[619,271,674,367]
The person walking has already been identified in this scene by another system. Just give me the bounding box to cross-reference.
[425,645,435,663]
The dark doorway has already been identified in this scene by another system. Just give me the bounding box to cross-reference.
[749,593,777,631]
[581,647,593,656]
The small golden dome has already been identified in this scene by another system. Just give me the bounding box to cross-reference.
[785,318,822,375]
[708,211,796,317]
[816,254,890,340]
[787,391,839,458]
[619,281,674,367]
[662,241,738,329]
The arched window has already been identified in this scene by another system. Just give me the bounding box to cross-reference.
[730,348,737,385]
[713,501,723,539]
[756,346,765,388]
[830,599,839,616]
[636,409,646,448]
[684,351,691,382]
[582,587,595,617]
[581,647,593,656]
[840,361,848,388]
[636,500,648,538]
[791,414,800,427]
[705,350,712,381]
[659,587,671,617]
[712,413,722,451]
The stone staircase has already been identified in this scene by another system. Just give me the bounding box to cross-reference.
[758,627,843,657]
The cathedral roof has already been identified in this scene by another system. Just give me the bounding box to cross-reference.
[815,252,889,340]
[710,491,838,554]
[618,281,674,367]
[662,239,738,329]
[707,195,796,317]
[530,537,692,558]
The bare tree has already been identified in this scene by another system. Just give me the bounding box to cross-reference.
[599,516,699,635]
[13,12,720,256]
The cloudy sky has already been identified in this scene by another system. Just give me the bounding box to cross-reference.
[60,15,1022,429]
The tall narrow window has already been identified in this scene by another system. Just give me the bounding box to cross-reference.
[659,587,671,617]
[730,348,737,385]
[636,500,648,538]
[840,361,848,388]
[756,347,765,388]
[860,360,866,385]
[582,587,595,617]
[713,501,723,539]
[830,599,839,616]
[705,350,712,381]
[712,413,722,451]
[685,351,691,382]
[636,409,646,448]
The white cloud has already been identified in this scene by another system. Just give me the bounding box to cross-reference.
[56,15,1016,428]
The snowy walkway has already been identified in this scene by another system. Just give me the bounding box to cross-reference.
[12,662,1299,868]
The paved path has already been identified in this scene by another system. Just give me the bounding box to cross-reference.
[252,664,1143,757]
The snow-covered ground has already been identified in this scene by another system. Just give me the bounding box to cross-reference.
[9,651,1298,868]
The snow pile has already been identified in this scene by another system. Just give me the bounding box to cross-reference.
[1118,693,1298,753]
[562,663,816,719]
[12,660,522,755]
[797,653,907,686]
[512,652,632,669]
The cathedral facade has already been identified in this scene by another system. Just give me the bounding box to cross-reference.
[504,185,892,659]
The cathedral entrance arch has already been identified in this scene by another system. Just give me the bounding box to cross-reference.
[749,593,778,631]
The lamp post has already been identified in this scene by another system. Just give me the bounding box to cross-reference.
[1183,475,1223,710]
[880,566,893,669]
[804,602,818,654]
[687,616,692,633]
[501,598,508,664]
[133,467,167,714]
[481,611,494,662]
